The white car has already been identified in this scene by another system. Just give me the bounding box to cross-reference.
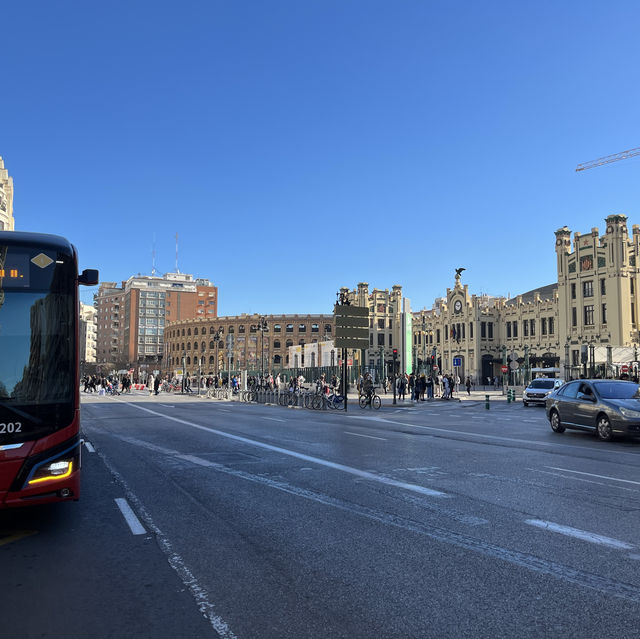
[523,378,564,406]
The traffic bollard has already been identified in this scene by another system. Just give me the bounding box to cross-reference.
[485,394,490,410]
[506,389,511,404]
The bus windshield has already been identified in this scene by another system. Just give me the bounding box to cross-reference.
[0,244,76,444]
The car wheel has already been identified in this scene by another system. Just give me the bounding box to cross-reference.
[523,401,528,407]
[596,415,614,442]
[550,410,565,433]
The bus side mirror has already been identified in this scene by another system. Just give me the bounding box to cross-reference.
[79,269,99,286]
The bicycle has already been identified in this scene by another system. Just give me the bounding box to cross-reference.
[359,390,381,410]
[312,387,345,410]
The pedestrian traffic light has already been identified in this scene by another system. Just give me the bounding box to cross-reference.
[393,349,397,357]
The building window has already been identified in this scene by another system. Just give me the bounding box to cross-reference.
[488,322,494,339]
[388,334,393,346]
[378,318,385,329]
[469,322,473,339]
[507,323,512,338]
[437,329,441,343]
[530,319,535,336]
[572,350,579,366]
[632,302,636,325]
[600,278,606,295]
[572,307,577,327]
[583,281,593,298]
[632,279,636,295]
[274,324,281,333]
[273,339,281,349]
[286,324,293,332]
[285,339,293,348]
[584,305,594,326]
[541,318,547,335]
[299,324,306,332]
[370,334,374,346]
[512,321,517,338]
[602,303,607,325]
[480,322,486,338]
[377,334,385,346]
[548,317,554,334]
[524,320,529,337]
[388,319,393,329]
[250,325,257,333]
[194,328,199,335]
[571,283,576,300]
[239,325,245,334]
[324,324,331,333]
[311,324,319,333]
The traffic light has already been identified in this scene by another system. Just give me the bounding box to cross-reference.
[393,349,398,357]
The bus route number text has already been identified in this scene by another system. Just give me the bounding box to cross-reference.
[0,422,22,433]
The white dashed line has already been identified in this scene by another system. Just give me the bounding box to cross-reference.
[114,498,146,535]
[344,431,388,441]
[84,441,96,453]
[525,519,634,550]
[544,466,640,486]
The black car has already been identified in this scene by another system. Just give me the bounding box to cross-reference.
[546,379,640,441]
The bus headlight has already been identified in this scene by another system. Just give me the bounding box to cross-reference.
[28,460,74,485]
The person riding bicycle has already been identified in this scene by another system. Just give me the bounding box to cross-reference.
[362,373,374,400]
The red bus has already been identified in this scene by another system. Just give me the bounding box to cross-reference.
[0,231,97,507]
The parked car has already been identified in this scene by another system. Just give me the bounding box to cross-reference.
[523,378,564,406]
[545,379,640,441]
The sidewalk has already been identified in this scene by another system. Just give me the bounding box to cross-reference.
[375,388,512,406]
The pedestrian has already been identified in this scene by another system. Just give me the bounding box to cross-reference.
[465,376,471,395]
[443,375,450,399]
[154,376,160,395]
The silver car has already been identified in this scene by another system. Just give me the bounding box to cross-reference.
[545,379,640,441]
[523,378,564,406]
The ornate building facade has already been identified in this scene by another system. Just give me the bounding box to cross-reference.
[165,314,335,375]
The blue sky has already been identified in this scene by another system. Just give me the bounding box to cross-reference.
[3,1,640,315]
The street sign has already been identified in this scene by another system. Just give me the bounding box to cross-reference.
[510,361,519,370]
[337,358,354,366]
[334,304,369,349]
[452,357,462,367]
[509,351,518,362]
[501,365,508,373]
[621,364,629,373]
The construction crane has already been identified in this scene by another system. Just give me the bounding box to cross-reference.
[576,146,640,172]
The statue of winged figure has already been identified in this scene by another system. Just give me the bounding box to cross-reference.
[455,267,466,278]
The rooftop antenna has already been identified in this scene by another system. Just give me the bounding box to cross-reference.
[175,232,180,273]
[151,233,157,276]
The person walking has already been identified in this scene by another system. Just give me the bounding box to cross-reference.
[465,375,471,395]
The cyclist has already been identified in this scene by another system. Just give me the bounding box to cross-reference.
[362,372,374,402]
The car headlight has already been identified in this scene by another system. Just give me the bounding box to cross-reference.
[619,407,640,419]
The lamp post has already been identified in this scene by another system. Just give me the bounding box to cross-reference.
[182,352,186,393]
[564,341,570,380]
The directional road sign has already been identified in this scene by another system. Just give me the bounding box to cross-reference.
[334,304,369,349]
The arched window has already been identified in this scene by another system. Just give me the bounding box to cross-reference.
[187,328,191,336]
[186,356,191,365]
[210,341,215,349]
[181,343,185,351]
[286,324,293,332]
[324,324,331,333]
[274,324,281,333]
[239,325,245,334]
[187,342,191,351]
[228,326,235,334]
[299,339,305,346]
[299,324,306,332]
[285,354,289,365]
[209,356,215,365]
[273,340,281,349]
[194,328,199,336]
[201,341,206,352]
[286,339,293,348]
[182,329,185,336]
[312,324,319,333]
[274,355,281,364]
[210,326,216,334]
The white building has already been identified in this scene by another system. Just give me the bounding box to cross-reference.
[80,302,97,364]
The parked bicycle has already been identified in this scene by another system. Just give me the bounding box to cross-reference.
[312,386,345,410]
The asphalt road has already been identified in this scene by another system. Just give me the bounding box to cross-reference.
[2,391,640,638]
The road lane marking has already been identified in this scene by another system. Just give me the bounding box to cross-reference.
[525,519,634,550]
[115,498,147,535]
[545,466,640,487]
[113,400,447,498]
[0,530,37,547]
[344,431,387,441]
[347,415,640,457]
[263,416,286,423]
[98,453,237,638]
[529,468,640,493]
[100,431,640,604]
[159,404,175,408]
[84,441,96,453]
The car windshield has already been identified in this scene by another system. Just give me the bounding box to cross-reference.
[528,379,555,389]
[593,382,640,399]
